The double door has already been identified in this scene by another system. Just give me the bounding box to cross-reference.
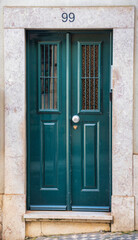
[27,31,112,211]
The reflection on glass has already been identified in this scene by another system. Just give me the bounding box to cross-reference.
[40,44,57,110]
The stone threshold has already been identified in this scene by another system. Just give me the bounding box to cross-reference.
[24,211,113,223]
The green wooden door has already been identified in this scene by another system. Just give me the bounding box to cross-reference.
[71,33,111,211]
[27,31,112,211]
[27,32,67,210]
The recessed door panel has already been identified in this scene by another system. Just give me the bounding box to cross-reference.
[41,121,58,190]
[82,122,99,190]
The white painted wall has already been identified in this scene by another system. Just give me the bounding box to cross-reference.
[0,0,137,196]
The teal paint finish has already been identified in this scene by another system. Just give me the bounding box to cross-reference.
[41,121,58,189]
[82,123,98,190]
[66,33,72,211]
[71,32,111,211]
[109,32,113,210]
[27,31,67,210]
[27,30,112,211]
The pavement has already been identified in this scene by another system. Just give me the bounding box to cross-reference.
[26,232,138,240]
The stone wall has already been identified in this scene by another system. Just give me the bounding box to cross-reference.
[0,195,3,240]
[0,0,138,238]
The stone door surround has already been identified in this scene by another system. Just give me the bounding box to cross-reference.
[3,6,134,240]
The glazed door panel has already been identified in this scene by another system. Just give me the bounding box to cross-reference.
[71,33,111,211]
[27,31,111,211]
[27,32,67,210]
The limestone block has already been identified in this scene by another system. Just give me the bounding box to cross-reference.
[4,29,25,158]
[26,222,42,238]
[134,155,138,230]
[3,195,25,240]
[111,196,134,232]
[0,154,4,194]
[24,211,112,222]
[26,221,110,237]
[0,195,3,211]
[41,222,110,235]
[0,224,2,240]
[5,156,25,194]
[0,194,3,226]
[112,28,134,196]
[4,7,134,29]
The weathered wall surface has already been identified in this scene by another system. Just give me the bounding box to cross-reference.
[0,0,138,238]
[1,0,137,178]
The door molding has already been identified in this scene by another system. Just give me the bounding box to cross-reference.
[3,6,134,239]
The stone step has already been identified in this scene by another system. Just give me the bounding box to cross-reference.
[24,211,113,237]
[24,211,113,223]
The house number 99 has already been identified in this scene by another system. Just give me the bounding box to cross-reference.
[62,12,75,22]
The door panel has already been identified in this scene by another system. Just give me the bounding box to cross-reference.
[27,31,112,211]
[27,32,67,210]
[41,121,58,189]
[82,122,98,190]
[71,33,111,211]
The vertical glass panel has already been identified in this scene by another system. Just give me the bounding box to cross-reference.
[54,78,57,109]
[54,46,57,77]
[82,45,85,109]
[41,45,44,76]
[39,43,58,110]
[95,45,99,109]
[45,78,48,109]
[90,45,94,110]
[86,45,89,110]
[41,78,44,109]
[81,43,100,111]
[45,45,48,76]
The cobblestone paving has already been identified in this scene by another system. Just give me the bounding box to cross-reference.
[26,231,138,240]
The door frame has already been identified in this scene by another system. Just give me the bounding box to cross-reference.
[3,6,135,239]
[26,30,112,211]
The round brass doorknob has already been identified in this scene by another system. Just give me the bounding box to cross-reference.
[72,115,80,123]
